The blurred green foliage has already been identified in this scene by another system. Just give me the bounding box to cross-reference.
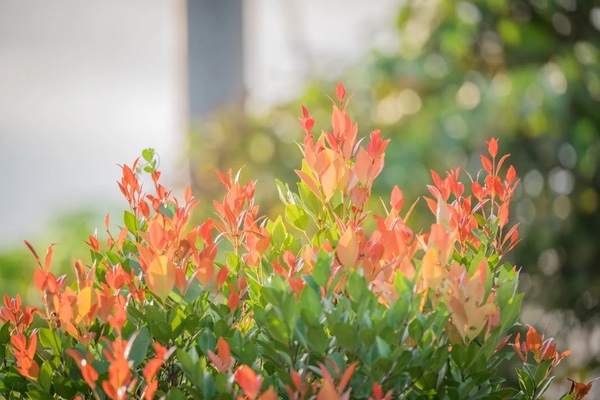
[0,211,103,305]
[190,0,600,374]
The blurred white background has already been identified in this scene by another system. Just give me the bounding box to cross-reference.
[0,0,400,249]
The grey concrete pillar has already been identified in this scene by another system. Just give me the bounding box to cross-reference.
[186,0,244,121]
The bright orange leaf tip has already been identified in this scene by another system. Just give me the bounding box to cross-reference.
[487,137,498,158]
[390,185,403,212]
[336,82,346,103]
[235,365,262,400]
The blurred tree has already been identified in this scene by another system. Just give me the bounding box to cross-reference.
[190,0,600,372]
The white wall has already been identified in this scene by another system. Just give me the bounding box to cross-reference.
[0,0,401,250]
[0,1,185,249]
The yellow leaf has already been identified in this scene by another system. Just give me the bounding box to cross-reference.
[337,227,358,269]
[421,247,444,290]
[147,255,176,300]
[74,286,96,324]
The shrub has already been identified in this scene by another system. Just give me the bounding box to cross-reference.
[0,84,587,399]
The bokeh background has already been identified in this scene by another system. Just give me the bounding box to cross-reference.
[1,0,599,394]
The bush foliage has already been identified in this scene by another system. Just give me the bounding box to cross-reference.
[0,85,587,399]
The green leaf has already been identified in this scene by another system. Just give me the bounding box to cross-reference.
[38,328,62,356]
[389,298,409,328]
[128,327,151,367]
[267,216,288,247]
[533,359,553,386]
[149,321,172,342]
[346,270,366,301]
[499,294,523,332]
[239,341,258,365]
[333,322,357,350]
[37,361,52,393]
[52,376,78,398]
[158,203,176,219]
[226,252,241,274]
[275,178,293,205]
[359,328,376,348]
[202,373,216,398]
[297,181,322,216]
[176,347,204,387]
[300,288,322,326]
[105,251,121,265]
[213,319,230,338]
[516,368,535,397]
[281,292,298,330]
[166,388,187,400]
[375,336,391,358]
[312,252,332,287]
[534,376,555,399]
[25,389,53,400]
[266,316,290,344]
[408,318,423,342]
[197,330,216,355]
[285,204,309,231]
[123,210,138,234]
[0,329,7,363]
[142,148,155,162]
[307,325,329,353]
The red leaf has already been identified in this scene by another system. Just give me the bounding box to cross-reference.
[568,377,600,399]
[301,105,309,119]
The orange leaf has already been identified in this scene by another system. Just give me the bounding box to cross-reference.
[33,269,47,292]
[258,386,277,400]
[321,161,339,199]
[390,186,403,212]
[44,244,55,272]
[235,365,261,400]
[506,165,516,184]
[338,361,358,392]
[487,137,498,158]
[317,378,339,400]
[480,155,492,174]
[218,337,232,370]
[336,82,346,103]
[525,325,542,356]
